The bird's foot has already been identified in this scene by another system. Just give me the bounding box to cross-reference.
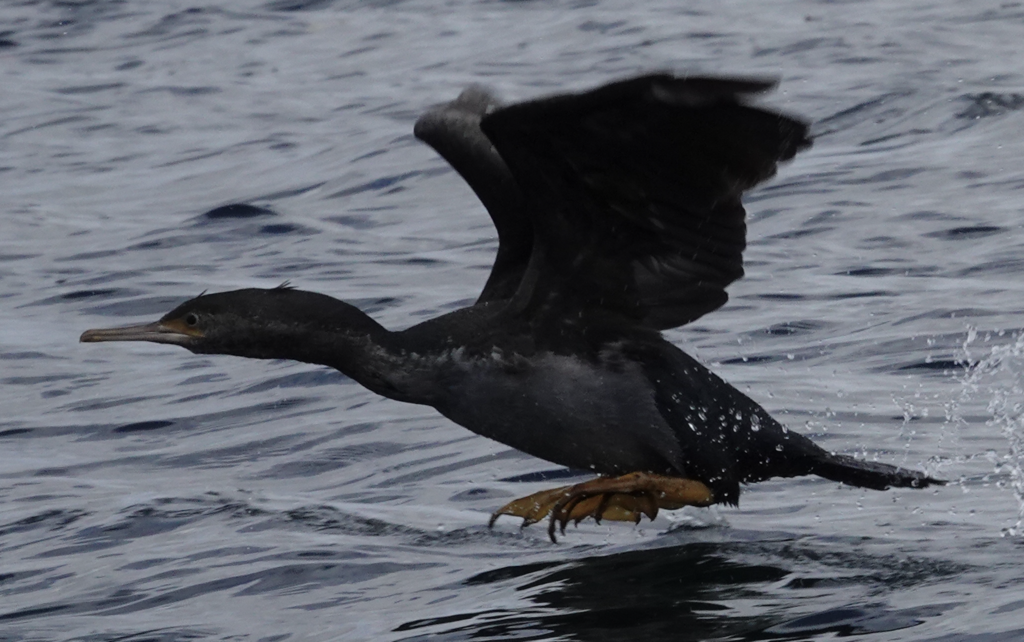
[488,472,715,542]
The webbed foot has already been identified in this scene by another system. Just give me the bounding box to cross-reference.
[488,472,715,542]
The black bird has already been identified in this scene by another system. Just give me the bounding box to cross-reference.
[81,74,943,541]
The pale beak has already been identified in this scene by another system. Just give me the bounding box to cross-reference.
[80,320,198,346]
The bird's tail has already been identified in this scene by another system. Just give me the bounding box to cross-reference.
[812,452,944,490]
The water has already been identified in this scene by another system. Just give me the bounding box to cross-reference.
[3,1,1024,640]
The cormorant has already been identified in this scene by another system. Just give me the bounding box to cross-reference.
[81,74,943,541]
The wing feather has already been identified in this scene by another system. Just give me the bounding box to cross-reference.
[414,87,532,303]
[480,73,811,329]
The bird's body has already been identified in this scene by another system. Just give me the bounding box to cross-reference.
[402,306,691,482]
[82,73,942,539]
[391,303,841,504]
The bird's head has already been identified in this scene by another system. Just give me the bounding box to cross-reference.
[81,286,382,360]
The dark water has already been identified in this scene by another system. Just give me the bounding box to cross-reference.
[4,1,1024,640]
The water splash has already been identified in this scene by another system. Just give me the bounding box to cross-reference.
[950,327,1024,536]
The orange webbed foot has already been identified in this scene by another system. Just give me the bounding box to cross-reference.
[489,472,715,542]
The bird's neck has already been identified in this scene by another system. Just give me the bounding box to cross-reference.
[296,327,415,401]
[228,301,433,405]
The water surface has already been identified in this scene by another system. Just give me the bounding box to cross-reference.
[3,1,1024,640]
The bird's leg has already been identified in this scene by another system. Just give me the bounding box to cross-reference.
[488,486,575,529]
[546,473,715,542]
[488,472,715,542]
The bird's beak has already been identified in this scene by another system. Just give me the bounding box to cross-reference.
[80,319,200,346]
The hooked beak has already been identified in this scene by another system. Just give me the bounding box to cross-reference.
[80,320,199,347]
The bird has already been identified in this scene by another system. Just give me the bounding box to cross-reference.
[81,73,943,542]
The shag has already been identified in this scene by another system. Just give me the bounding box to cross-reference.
[81,74,943,541]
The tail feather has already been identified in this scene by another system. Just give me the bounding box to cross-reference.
[813,452,944,490]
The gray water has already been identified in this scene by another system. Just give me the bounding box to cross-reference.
[3,1,1024,640]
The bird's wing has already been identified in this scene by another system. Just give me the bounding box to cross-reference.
[479,74,811,330]
[413,87,533,303]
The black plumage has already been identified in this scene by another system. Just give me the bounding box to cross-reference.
[82,74,942,535]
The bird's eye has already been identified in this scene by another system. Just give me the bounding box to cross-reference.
[185,313,199,327]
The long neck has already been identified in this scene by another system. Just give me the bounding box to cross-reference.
[214,292,433,405]
[287,322,419,403]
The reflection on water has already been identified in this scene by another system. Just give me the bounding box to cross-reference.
[397,530,965,641]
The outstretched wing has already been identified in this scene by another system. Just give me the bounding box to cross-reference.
[413,87,532,303]
[480,74,811,330]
